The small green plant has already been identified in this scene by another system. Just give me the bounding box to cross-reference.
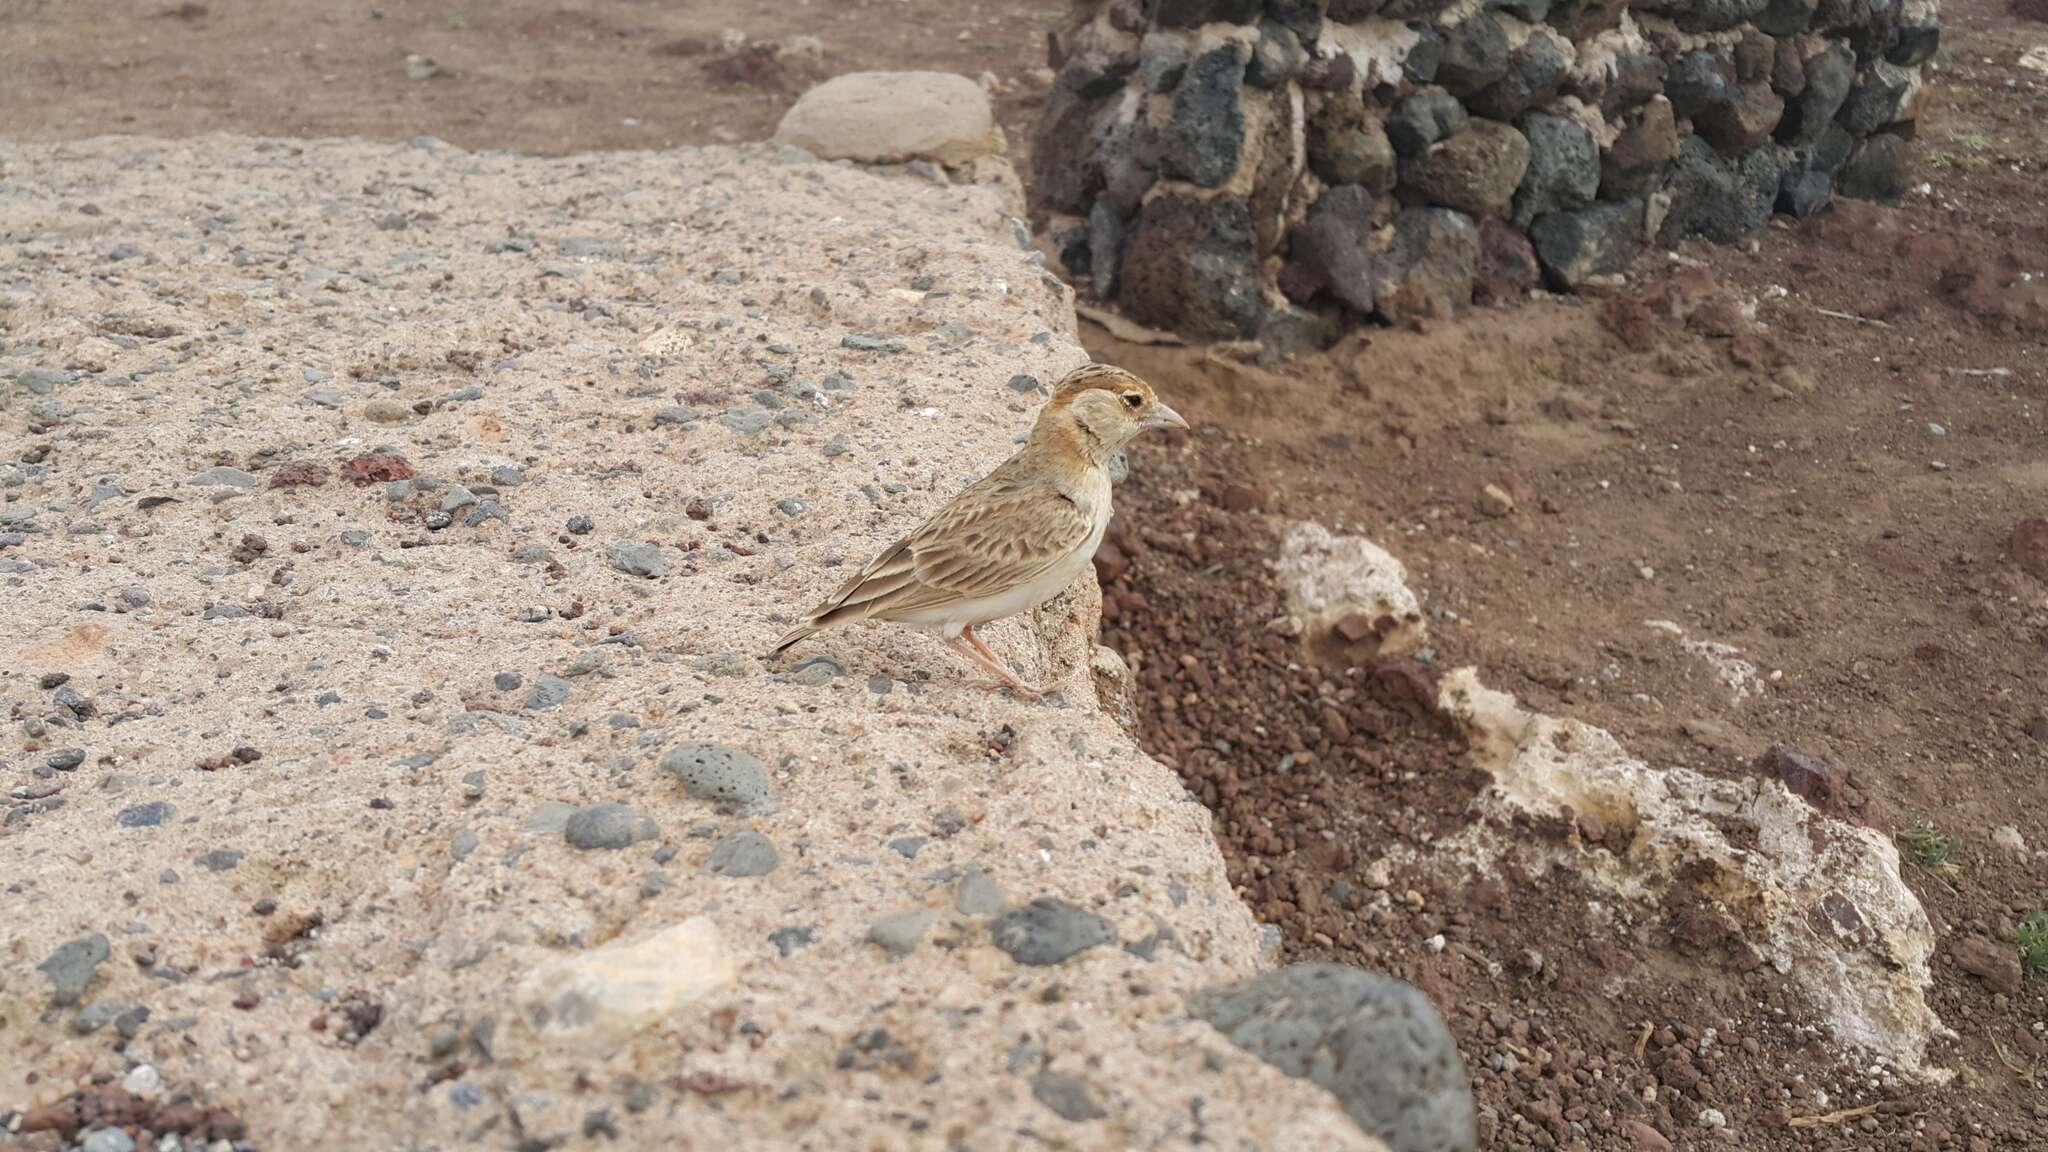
[1894,818,1962,870]
[2020,911,2048,979]
[447,12,466,29]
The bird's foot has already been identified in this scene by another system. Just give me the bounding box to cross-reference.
[968,676,1051,702]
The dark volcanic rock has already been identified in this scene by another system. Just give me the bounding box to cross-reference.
[1695,85,1786,154]
[1657,136,1780,245]
[1160,44,1248,187]
[1386,87,1468,158]
[1308,95,1398,192]
[1530,200,1644,287]
[1469,29,1572,121]
[1281,184,1385,313]
[1512,113,1599,227]
[1373,208,1480,323]
[1400,120,1530,219]
[1475,218,1541,304]
[1191,965,1476,1152]
[1434,12,1510,97]
[1600,98,1680,199]
[1777,40,1854,145]
[1665,49,1736,118]
[1835,132,1911,203]
[1121,193,1264,339]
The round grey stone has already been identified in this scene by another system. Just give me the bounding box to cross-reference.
[1189,965,1475,1152]
[705,828,779,877]
[990,898,1116,966]
[606,540,666,579]
[868,907,938,959]
[659,742,774,812]
[117,801,174,828]
[37,932,110,1007]
[563,803,659,851]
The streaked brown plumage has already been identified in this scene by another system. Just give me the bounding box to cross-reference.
[772,362,1186,696]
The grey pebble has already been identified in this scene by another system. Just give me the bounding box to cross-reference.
[1189,965,1475,1152]
[769,925,815,957]
[705,828,780,877]
[867,907,937,960]
[563,803,659,851]
[494,671,522,692]
[201,603,249,621]
[718,404,774,435]
[525,802,577,834]
[80,1129,135,1152]
[842,333,906,353]
[48,748,86,771]
[655,405,699,427]
[305,388,342,408]
[607,540,666,579]
[72,998,132,1035]
[119,586,152,607]
[196,849,244,872]
[775,497,809,517]
[788,655,841,687]
[640,870,674,898]
[1007,373,1045,394]
[1032,1070,1108,1122]
[440,486,477,513]
[822,435,853,458]
[451,828,479,861]
[888,836,927,860]
[525,674,571,711]
[490,465,524,486]
[868,675,892,695]
[567,515,594,535]
[188,466,258,488]
[117,801,174,828]
[608,712,641,730]
[691,653,752,678]
[990,898,1116,966]
[956,865,1007,916]
[659,742,774,812]
[38,933,109,1007]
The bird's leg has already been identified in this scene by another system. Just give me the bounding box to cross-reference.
[942,631,1046,701]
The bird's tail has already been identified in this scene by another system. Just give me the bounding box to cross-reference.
[769,620,820,658]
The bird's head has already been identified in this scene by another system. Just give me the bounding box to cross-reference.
[1032,363,1187,463]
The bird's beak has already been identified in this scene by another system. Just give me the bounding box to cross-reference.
[1144,403,1188,431]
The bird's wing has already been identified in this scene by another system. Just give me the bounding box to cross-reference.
[805,467,1094,625]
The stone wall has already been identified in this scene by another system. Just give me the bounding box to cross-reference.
[1033,0,1939,347]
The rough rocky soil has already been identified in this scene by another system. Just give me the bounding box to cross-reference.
[1085,0,2048,1142]
[0,0,1065,171]
[0,137,1393,1151]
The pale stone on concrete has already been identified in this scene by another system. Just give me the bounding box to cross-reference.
[1274,521,1429,657]
[515,916,737,1045]
[776,71,1006,166]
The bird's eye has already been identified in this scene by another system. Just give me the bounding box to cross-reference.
[1121,392,1142,409]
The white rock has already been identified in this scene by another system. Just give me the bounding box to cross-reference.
[1993,825,2027,856]
[121,1064,162,1097]
[1274,521,1427,656]
[1439,668,1943,1075]
[516,916,736,1045]
[1697,1107,1727,1129]
[775,72,1005,166]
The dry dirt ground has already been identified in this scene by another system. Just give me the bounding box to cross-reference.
[5,0,2047,1149]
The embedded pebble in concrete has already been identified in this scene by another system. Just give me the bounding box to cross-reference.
[705,829,779,877]
[956,865,1008,916]
[606,540,666,579]
[563,803,659,851]
[0,134,1396,1152]
[867,907,938,959]
[659,742,774,812]
[991,898,1118,966]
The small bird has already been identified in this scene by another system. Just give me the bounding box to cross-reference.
[772,362,1186,697]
